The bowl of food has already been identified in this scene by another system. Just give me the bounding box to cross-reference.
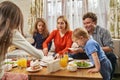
[3,64,12,71]
[67,63,77,72]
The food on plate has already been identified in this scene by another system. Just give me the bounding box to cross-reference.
[4,61,17,68]
[4,61,14,64]
[74,61,90,68]
[30,60,40,70]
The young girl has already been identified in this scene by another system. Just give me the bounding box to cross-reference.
[72,28,112,80]
[32,18,51,50]
[0,1,44,79]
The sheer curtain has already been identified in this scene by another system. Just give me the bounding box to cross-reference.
[108,0,120,38]
[29,0,43,34]
[42,0,109,32]
[87,0,109,28]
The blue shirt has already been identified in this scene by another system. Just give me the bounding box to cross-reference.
[84,38,106,64]
[32,32,51,50]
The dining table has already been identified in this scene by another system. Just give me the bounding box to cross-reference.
[6,49,103,80]
[10,66,103,80]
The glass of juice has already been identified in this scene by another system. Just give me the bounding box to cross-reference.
[64,52,68,61]
[17,55,27,68]
[59,53,68,70]
[20,58,27,68]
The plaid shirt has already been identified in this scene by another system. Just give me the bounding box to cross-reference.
[92,25,114,50]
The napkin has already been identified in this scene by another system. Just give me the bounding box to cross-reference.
[2,72,28,80]
[47,59,60,73]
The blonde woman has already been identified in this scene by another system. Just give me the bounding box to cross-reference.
[43,15,72,58]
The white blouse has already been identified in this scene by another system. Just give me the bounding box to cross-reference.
[12,29,44,59]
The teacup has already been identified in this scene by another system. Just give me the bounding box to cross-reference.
[4,64,12,71]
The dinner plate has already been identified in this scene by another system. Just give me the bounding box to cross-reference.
[70,60,94,69]
[68,48,79,51]
[68,57,73,61]
[26,66,43,72]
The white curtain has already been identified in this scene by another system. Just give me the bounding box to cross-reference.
[87,0,109,28]
[42,0,109,32]
[29,0,43,34]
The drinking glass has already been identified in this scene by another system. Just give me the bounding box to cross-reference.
[17,55,27,68]
[59,53,68,70]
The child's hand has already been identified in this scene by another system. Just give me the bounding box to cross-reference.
[87,68,99,73]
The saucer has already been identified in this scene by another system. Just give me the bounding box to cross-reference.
[26,66,43,72]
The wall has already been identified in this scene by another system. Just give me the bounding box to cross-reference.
[0,0,31,36]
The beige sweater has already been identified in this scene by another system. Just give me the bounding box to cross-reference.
[0,30,44,79]
[12,30,44,59]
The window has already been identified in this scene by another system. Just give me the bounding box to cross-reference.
[42,0,109,33]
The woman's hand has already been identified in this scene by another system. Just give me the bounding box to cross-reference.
[43,48,48,56]
[54,53,62,59]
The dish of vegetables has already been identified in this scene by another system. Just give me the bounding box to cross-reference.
[73,60,94,68]
[4,60,17,68]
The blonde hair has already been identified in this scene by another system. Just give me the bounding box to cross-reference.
[0,1,23,61]
[32,18,49,38]
[72,27,89,41]
[57,15,70,32]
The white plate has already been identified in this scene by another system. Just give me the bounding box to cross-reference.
[68,48,79,51]
[68,57,73,61]
[26,66,43,72]
[70,60,94,68]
